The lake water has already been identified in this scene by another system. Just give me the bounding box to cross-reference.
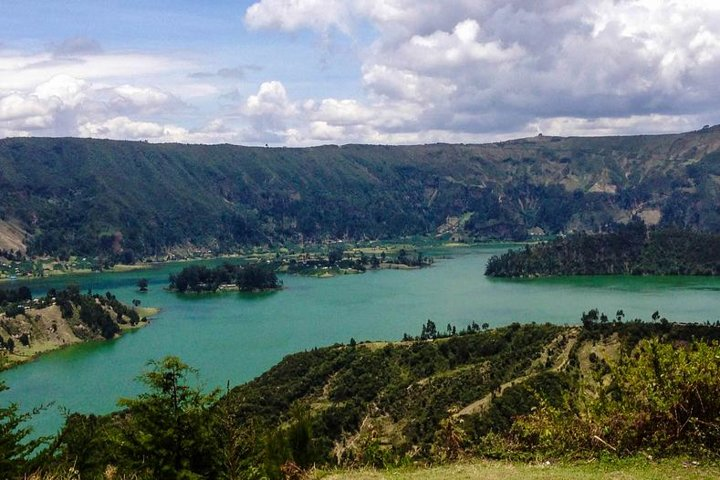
[2,245,720,438]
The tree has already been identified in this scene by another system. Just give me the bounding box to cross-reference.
[328,246,344,264]
[137,278,149,292]
[117,356,221,479]
[0,381,46,478]
[397,248,408,264]
[369,254,380,269]
[17,286,32,301]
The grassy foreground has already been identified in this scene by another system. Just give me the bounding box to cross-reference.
[314,458,720,480]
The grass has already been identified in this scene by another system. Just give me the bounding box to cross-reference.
[314,458,720,480]
[134,306,160,318]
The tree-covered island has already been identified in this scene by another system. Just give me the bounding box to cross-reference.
[168,247,432,292]
[486,221,720,277]
[169,263,281,293]
[280,246,432,277]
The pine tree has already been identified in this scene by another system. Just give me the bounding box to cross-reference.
[0,381,46,479]
[117,356,221,479]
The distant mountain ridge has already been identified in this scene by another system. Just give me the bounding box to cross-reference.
[1,125,719,258]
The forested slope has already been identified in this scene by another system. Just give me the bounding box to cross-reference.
[1,125,720,258]
[486,222,720,277]
[20,317,720,479]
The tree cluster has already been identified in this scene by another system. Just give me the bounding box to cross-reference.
[169,262,280,293]
[486,222,720,277]
[0,287,31,306]
[0,286,32,317]
[43,286,141,339]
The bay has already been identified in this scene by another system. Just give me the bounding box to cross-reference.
[2,245,720,438]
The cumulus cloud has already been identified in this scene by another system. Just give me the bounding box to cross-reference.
[4,1,720,145]
[245,81,295,117]
[241,81,299,141]
[245,0,355,33]
[108,85,181,114]
[0,94,53,127]
[79,116,172,139]
[75,115,247,144]
[34,75,88,108]
[0,44,193,138]
[242,0,720,144]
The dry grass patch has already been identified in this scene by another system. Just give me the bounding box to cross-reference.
[314,458,720,480]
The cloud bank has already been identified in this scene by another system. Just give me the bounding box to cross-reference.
[2,1,720,145]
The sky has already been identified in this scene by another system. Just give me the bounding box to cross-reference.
[1,0,719,146]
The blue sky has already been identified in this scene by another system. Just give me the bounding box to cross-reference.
[1,1,720,145]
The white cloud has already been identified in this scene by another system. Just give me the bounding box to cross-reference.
[78,116,192,142]
[245,80,295,117]
[361,64,456,103]
[538,114,702,138]
[109,84,180,113]
[240,0,720,144]
[395,19,525,71]
[0,94,51,123]
[245,0,354,33]
[4,2,720,145]
[241,81,299,141]
[34,75,88,108]
[310,98,373,126]
[0,44,195,138]
[0,51,189,92]
[309,120,345,141]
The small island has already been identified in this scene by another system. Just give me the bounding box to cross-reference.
[280,246,432,277]
[486,221,720,277]
[169,262,281,293]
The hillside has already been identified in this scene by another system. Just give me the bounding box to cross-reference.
[31,317,720,480]
[1,125,720,258]
[0,286,153,367]
[486,222,720,277]
[218,319,720,473]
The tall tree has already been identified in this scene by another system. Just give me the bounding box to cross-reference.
[0,381,46,479]
[116,356,221,479]
[137,278,149,292]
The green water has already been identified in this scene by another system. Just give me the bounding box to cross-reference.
[2,246,720,437]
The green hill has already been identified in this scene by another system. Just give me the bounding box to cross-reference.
[486,222,720,277]
[1,125,720,258]
[15,316,717,479]
[0,286,152,368]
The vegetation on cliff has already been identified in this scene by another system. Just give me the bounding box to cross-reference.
[486,221,720,277]
[2,126,720,259]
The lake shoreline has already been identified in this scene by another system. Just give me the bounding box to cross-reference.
[0,239,494,282]
[4,249,720,441]
[1,306,160,371]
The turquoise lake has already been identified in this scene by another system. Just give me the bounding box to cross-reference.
[2,245,720,437]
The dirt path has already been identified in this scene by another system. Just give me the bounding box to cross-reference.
[456,328,580,417]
